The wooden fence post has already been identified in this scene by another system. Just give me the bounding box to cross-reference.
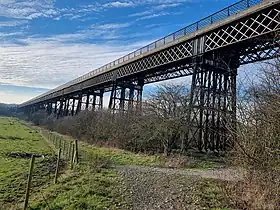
[23,155,35,210]
[70,143,75,169]
[54,148,61,184]
[74,139,79,164]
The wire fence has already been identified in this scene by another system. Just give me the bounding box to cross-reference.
[6,128,87,209]
[41,130,88,165]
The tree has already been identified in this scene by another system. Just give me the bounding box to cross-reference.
[144,83,190,156]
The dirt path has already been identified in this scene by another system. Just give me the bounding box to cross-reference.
[117,166,242,210]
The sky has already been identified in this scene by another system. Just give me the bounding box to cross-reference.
[0,0,259,104]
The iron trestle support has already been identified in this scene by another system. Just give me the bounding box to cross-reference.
[185,54,239,152]
[109,79,144,114]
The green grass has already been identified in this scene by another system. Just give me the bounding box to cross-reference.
[29,166,126,210]
[79,141,163,166]
[1,118,127,209]
[0,117,55,209]
[0,118,231,209]
[38,128,164,167]
[38,127,225,170]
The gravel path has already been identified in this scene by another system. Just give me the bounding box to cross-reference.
[117,166,242,210]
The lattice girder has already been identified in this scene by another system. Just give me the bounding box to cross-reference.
[205,7,280,52]
[186,55,238,152]
[58,5,280,95]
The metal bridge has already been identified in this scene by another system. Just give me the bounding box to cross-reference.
[19,0,280,151]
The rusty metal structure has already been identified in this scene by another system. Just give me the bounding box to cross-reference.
[19,0,280,151]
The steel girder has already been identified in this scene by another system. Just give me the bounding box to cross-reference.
[204,6,280,52]
[81,90,104,112]
[109,79,144,114]
[20,2,280,153]
[239,38,280,64]
[19,3,280,106]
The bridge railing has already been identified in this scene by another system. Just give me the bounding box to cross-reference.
[23,0,264,105]
[66,0,264,86]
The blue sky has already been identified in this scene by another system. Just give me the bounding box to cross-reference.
[0,0,258,104]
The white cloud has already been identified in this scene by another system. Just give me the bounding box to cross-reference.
[137,12,170,21]
[128,1,185,19]
[153,3,182,10]
[129,10,152,17]
[103,1,135,8]
[0,32,23,37]
[137,0,191,4]
[92,23,132,30]
[0,0,191,23]
[0,37,150,90]
[0,0,58,20]
[0,20,28,27]
[0,90,36,104]
[31,21,133,43]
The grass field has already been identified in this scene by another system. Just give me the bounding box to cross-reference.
[0,118,129,210]
[0,117,230,209]
[29,167,124,210]
[0,117,54,209]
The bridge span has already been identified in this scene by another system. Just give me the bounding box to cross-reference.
[19,0,280,151]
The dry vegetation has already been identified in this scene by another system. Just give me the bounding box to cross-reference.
[29,83,191,156]
[225,61,280,209]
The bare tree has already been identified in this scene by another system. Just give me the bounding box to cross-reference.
[226,60,280,209]
[144,83,190,156]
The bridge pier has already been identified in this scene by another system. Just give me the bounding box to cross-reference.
[90,89,104,111]
[62,99,69,116]
[85,94,90,110]
[186,54,238,152]
[53,102,57,114]
[57,99,64,119]
[27,105,38,119]
[109,79,143,114]
[46,103,52,115]
[75,93,82,115]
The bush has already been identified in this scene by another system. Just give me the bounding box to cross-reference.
[29,83,191,156]
[225,61,280,209]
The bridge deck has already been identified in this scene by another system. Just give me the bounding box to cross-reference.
[20,0,279,107]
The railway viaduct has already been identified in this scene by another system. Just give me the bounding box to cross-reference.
[19,0,280,151]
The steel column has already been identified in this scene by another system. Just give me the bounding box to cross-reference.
[64,99,70,116]
[71,99,75,116]
[57,99,64,119]
[91,89,104,111]
[76,93,83,115]
[109,79,144,114]
[85,94,90,110]
[54,102,57,114]
[186,55,238,152]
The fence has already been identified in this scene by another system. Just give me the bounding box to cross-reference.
[41,130,92,166]
[21,128,97,209]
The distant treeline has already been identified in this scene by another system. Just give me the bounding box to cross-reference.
[0,103,17,116]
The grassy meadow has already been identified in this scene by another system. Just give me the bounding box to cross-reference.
[0,118,126,210]
[0,117,54,209]
[0,117,231,210]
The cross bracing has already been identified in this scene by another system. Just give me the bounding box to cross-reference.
[19,0,280,152]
